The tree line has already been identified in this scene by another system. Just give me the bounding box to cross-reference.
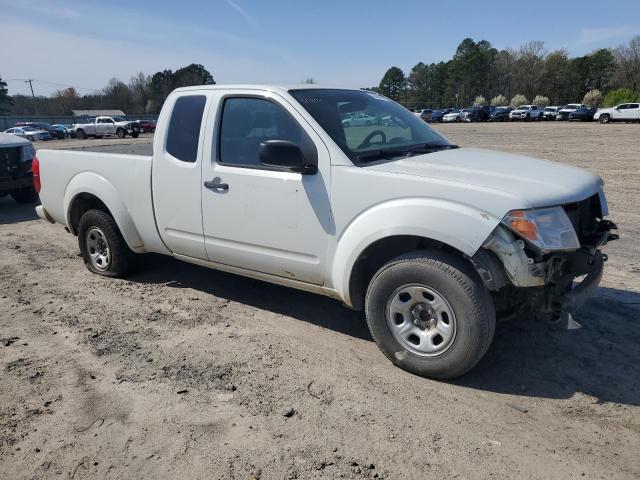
[0,64,214,116]
[372,36,640,109]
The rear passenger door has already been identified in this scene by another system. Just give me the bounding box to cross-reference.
[613,104,629,120]
[152,93,211,259]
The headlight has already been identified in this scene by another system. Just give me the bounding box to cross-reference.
[21,143,36,161]
[501,206,580,251]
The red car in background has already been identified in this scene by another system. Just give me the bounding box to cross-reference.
[135,119,157,133]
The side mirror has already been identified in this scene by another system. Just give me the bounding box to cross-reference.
[259,140,317,174]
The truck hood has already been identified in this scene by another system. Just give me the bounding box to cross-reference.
[366,148,602,209]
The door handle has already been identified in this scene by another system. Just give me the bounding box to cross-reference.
[204,178,229,190]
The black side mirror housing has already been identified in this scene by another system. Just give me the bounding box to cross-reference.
[259,140,317,174]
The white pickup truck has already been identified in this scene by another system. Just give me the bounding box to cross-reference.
[34,85,617,379]
[72,116,140,140]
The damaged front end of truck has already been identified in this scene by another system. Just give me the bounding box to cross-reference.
[472,193,618,327]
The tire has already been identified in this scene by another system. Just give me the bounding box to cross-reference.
[365,251,495,379]
[132,132,139,138]
[455,116,461,122]
[27,136,34,142]
[599,115,610,124]
[117,129,125,139]
[10,185,38,203]
[76,129,86,139]
[77,209,135,278]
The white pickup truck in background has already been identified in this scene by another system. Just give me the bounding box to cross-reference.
[34,85,617,379]
[72,116,140,139]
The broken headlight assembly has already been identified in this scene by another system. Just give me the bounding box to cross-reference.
[501,206,580,252]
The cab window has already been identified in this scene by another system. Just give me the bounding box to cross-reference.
[166,95,207,163]
[218,97,313,168]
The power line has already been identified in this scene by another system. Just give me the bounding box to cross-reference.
[5,78,99,92]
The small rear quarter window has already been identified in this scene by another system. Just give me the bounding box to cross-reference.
[166,95,207,163]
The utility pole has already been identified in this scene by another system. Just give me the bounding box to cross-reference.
[25,79,36,114]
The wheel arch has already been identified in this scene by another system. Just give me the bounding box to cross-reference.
[330,198,500,309]
[64,172,144,250]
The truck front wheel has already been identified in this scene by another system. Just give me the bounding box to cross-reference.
[78,209,135,277]
[365,251,495,379]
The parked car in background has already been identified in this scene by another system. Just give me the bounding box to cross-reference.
[489,106,512,121]
[4,126,52,141]
[413,109,433,122]
[72,116,141,139]
[429,110,445,123]
[0,132,38,203]
[342,113,378,127]
[462,105,492,122]
[556,104,585,121]
[15,122,66,139]
[568,106,597,122]
[52,124,73,138]
[509,105,543,121]
[135,119,157,133]
[594,103,640,123]
[443,109,465,122]
[542,106,562,120]
[50,124,69,138]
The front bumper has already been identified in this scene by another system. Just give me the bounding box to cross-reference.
[560,250,604,313]
[481,216,617,318]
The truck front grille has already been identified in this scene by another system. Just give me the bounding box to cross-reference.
[563,194,602,245]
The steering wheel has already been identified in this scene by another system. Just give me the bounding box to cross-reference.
[357,130,386,149]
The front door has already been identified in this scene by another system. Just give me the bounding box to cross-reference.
[201,93,332,285]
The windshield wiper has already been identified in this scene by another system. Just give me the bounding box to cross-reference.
[356,143,458,163]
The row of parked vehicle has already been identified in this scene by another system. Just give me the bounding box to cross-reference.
[2,117,157,142]
[411,102,640,123]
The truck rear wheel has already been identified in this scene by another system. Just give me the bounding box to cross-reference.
[78,209,135,278]
[117,129,125,139]
[365,251,495,379]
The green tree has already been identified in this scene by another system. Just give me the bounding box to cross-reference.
[514,41,546,100]
[378,67,406,101]
[0,76,12,114]
[603,88,639,106]
[611,35,640,91]
[542,50,573,104]
[129,72,152,114]
[148,64,214,113]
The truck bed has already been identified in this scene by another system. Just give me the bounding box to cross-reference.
[36,148,164,253]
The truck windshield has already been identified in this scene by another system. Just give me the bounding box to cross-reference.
[289,89,455,163]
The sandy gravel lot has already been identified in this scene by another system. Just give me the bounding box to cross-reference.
[1,123,638,479]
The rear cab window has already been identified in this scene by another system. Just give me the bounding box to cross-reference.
[166,95,207,163]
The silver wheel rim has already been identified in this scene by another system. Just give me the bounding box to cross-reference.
[386,284,457,357]
[85,227,111,271]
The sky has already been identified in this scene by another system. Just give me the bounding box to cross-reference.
[1,0,639,97]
